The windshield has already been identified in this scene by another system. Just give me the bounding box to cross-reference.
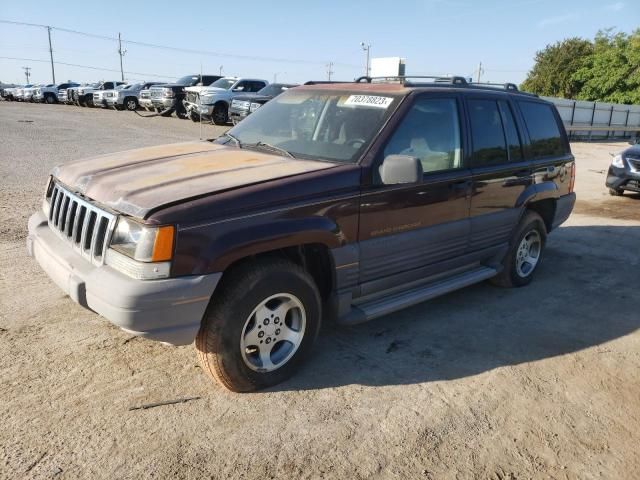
[257,84,297,97]
[209,78,237,89]
[176,75,200,86]
[217,90,400,163]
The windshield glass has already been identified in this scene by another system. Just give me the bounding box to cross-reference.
[217,89,400,163]
[176,75,199,86]
[209,78,237,89]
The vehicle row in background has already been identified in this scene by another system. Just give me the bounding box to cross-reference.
[1,75,298,126]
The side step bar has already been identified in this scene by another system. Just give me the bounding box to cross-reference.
[337,266,498,326]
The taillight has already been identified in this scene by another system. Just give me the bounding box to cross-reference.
[568,162,576,193]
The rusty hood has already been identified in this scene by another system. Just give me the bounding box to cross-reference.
[52,141,335,218]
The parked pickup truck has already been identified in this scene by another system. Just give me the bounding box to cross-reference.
[149,74,221,118]
[105,81,164,111]
[184,77,268,125]
[34,83,80,104]
[229,83,297,124]
[77,81,126,107]
[27,77,576,392]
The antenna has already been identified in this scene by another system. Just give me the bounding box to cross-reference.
[199,62,203,141]
[118,32,127,82]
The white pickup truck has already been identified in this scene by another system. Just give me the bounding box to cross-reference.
[183,77,268,124]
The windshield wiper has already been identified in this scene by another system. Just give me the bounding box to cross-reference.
[223,132,242,148]
[250,141,295,158]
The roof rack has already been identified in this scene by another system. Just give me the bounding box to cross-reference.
[355,75,469,86]
[303,80,350,85]
[470,81,519,91]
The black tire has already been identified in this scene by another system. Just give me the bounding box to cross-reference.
[490,211,547,288]
[84,95,94,107]
[608,187,623,196]
[44,94,56,104]
[190,111,201,122]
[160,108,174,117]
[124,97,138,111]
[212,103,228,125]
[196,258,322,392]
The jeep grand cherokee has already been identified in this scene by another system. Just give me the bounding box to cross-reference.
[27,76,576,392]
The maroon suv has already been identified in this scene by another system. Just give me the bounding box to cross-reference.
[27,77,576,391]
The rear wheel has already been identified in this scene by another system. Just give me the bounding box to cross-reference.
[609,187,623,196]
[196,259,321,392]
[44,94,56,104]
[490,211,547,288]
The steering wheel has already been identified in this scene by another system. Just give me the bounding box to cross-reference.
[346,138,366,147]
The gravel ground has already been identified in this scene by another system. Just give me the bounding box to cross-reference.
[1,102,639,479]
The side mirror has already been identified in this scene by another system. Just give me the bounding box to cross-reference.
[379,155,423,185]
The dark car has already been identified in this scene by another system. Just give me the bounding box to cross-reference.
[149,74,222,119]
[228,83,298,124]
[606,140,640,196]
[27,76,575,392]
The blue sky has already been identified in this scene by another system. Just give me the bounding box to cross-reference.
[0,0,638,86]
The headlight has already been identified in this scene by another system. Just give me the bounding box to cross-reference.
[163,89,174,98]
[109,216,174,262]
[200,94,215,104]
[611,154,625,168]
[249,102,261,112]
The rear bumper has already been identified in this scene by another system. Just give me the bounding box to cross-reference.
[552,192,576,229]
[27,211,221,345]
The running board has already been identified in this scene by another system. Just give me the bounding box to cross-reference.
[337,266,498,326]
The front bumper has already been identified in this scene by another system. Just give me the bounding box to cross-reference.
[33,93,45,102]
[105,97,121,107]
[184,101,213,116]
[151,98,175,109]
[139,98,153,109]
[27,211,221,345]
[606,165,640,192]
[229,107,249,124]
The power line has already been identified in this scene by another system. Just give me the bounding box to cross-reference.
[0,19,361,69]
[0,56,174,80]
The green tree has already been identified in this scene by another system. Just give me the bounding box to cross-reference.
[572,29,640,104]
[521,38,593,98]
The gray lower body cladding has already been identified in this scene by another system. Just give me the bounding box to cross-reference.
[27,211,221,345]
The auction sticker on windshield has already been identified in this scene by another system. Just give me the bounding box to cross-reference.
[343,95,393,108]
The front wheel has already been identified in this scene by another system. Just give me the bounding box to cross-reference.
[196,259,321,392]
[124,97,138,111]
[212,103,228,125]
[490,211,547,288]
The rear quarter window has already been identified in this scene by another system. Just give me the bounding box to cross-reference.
[518,101,566,158]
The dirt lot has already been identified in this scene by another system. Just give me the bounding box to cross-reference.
[1,102,639,480]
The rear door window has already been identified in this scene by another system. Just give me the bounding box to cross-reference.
[468,99,508,167]
[498,100,523,162]
[518,101,565,158]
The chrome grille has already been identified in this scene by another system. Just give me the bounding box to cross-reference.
[47,183,117,266]
[150,88,164,99]
[139,90,150,99]
[627,157,640,172]
[93,92,101,101]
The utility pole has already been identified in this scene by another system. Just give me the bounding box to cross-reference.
[22,66,31,83]
[219,65,223,76]
[117,32,126,82]
[47,26,56,83]
[360,42,371,76]
[326,62,334,81]
[475,61,484,83]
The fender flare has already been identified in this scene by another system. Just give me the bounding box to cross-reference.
[201,216,344,273]
[516,182,559,207]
